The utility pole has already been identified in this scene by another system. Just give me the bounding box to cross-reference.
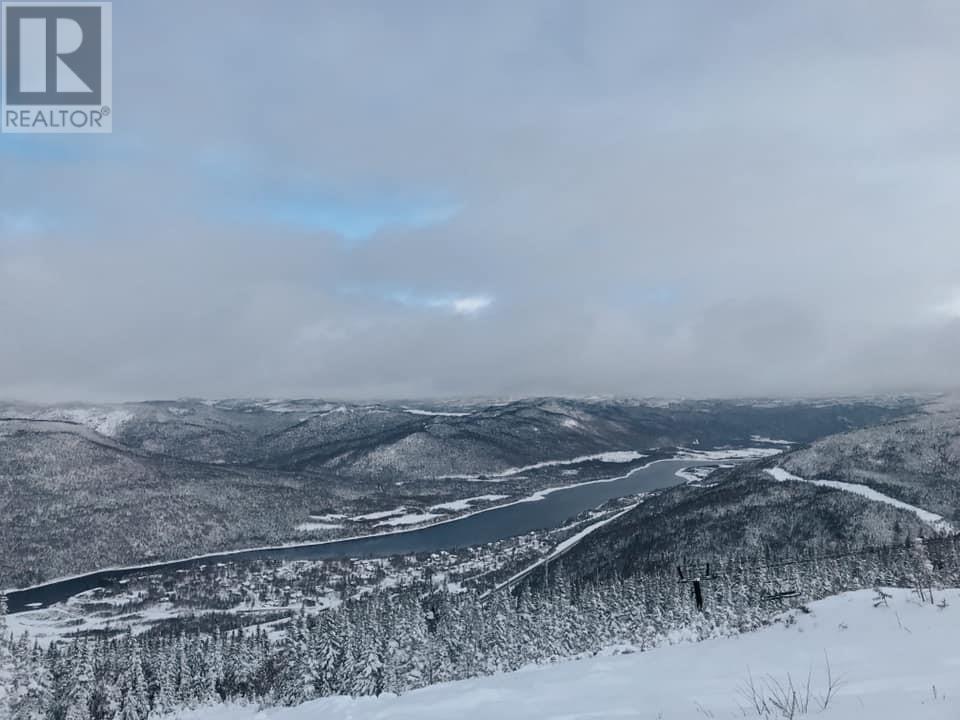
[677,562,710,611]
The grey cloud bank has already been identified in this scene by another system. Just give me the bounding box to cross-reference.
[1,1,959,401]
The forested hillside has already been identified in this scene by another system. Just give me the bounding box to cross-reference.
[543,461,932,585]
[782,408,960,520]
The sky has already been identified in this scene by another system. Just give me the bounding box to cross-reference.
[2,0,960,402]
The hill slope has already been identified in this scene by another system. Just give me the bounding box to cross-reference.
[782,407,960,521]
[176,588,960,720]
[548,461,933,585]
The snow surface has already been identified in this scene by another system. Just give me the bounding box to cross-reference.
[440,451,649,481]
[259,402,346,414]
[373,512,443,527]
[294,522,343,532]
[401,407,471,417]
[351,507,408,522]
[429,494,509,511]
[750,434,796,445]
[675,463,734,483]
[675,446,783,461]
[765,467,953,531]
[39,407,133,437]
[174,588,960,719]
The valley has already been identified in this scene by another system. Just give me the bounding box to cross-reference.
[3,393,954,719]
[0,395,910,590]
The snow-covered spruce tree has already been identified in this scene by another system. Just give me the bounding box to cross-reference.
[436,594,483,681]
[41,643,69,720]
[112,637,149,720]
[0,593,9,720]
[348,604,386,697]
[221,629,259,701]
[480,590,513,674]
[64,641,94,720]
[275,611,315,705]
[205,629,225,704]
[358,641,385,697]
[333,613,359,696]
[8,633,52,720]
[309,609,341,697]
[190,637,221,707]
[547,571,581,659]
[149,639,179,716]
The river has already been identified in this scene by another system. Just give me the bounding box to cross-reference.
[5,458,713,613]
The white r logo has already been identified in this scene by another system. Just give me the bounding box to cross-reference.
[18,16,93,94]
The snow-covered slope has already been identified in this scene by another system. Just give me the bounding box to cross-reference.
[765,466,953,531]
[779,409,960,522]
[176,588,959,719]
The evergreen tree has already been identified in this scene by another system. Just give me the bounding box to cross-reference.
[9,634,52,720]
[115,640,150,720]
[275,613,314,705]
[0,594,10,720]
[64,641,94,720]
[311,610,342,696]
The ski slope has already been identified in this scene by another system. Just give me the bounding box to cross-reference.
[176,588,960,719]
[765,466,953,532]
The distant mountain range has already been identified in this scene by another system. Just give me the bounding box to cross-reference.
[0,395,922,587]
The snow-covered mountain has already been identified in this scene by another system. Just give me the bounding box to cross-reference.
[782,407,960,523]
[0,396,915,586]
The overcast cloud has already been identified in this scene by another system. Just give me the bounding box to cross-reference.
[2,0,960,401]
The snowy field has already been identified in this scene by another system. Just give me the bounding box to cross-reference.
[437,450,651,481]
[175,588,960,719]
[429,494,510,511]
